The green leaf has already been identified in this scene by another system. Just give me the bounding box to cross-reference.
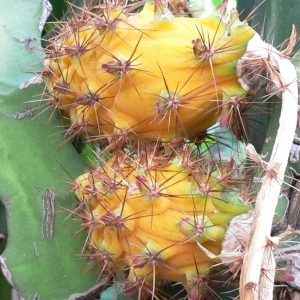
[0,1,101,299]
[254,0,300,48]
[0,101,103,300]
[49,0,67,21]
[252,100,297,188]
[0,202,7,253]
[0,203,9,300]
[205,123,247,165]
[238,0,300,48]
[100,285,133,300]
[45,0,67,33]
[0,271,11,300]
[273,194,289,225]
[287,52,300,176]
[212,0,223,5]
[293,52,300,78]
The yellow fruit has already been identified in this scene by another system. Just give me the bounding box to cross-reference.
[74,151,249,291]
[43,2,254,141]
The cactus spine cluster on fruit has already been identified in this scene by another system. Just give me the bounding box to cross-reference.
[42,1,256,298]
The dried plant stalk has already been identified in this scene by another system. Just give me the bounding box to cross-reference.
[239,33,298,300]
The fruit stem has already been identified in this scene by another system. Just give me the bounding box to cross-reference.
[239,33,298,300]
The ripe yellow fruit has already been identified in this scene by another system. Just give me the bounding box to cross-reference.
[74,151,250,294]
[43,2,254,141]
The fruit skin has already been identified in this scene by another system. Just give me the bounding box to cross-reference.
[75,151,250,291]
[44,2,254,142]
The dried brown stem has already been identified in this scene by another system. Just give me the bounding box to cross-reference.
[238,33,298,300]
